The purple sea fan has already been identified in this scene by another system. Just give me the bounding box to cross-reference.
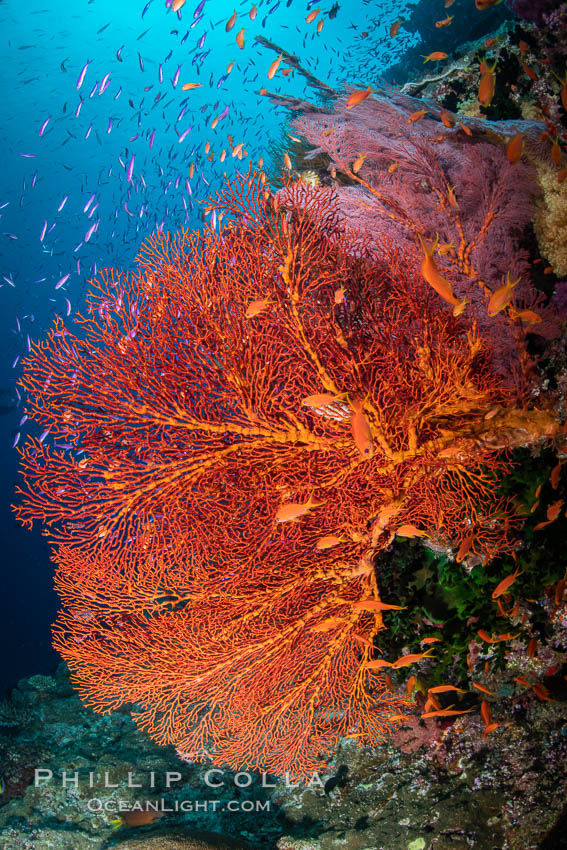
[293,92,559,394]
[507,0,564,23]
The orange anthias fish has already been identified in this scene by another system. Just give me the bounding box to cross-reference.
[353,599,407,612]
[352,632,374,649]
[551,461,563,490]
[236,27,245,49]
[366,658,393,670]
[476,0,503,8]
[245,298,271,318]
[395,524,428,538]
[352,154,366,173]
[376,502,402,527]
[487,272,520,317]
[456,533,474,563]
[508,307,542,325]
[391,649,435,668]
[435,15,454,27]
[346,85,376,109]
[350,397,373,457]
[427,684,467,694]
[408,108,428,123]
[302,392,338,408]
[182,82,202,90]
[532,682,552,702]
[506,131,527,164]
[111,809,163,829]
[478,629,521,643]
[546,499,564,521]
[478,58,497,107]
[390,19,402,37]
[268,54,283,79]
[472,681,495,695]
[406,675,418,695]
[249,4,257,19]
[172,0,186,10]
[226,10,238,31]
[446,184,459,209]
[440,109,456,127]
[421,707,474,718]
[306,7,320,23]
[315,535,343,550]
[423,52,448,63]
[311,616,347,632]
[519,59,538,81]
[457,120,473,136]
[275,493,324,522]
[418,234,465,315]
[480,699,492,726]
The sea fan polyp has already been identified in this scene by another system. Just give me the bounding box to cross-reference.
[12,170,559,778]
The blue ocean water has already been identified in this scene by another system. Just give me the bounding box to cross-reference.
[0,0,510,692]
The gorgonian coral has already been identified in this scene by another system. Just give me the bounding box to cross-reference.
[12,170,561,778]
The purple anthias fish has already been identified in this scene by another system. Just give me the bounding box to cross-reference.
[76,59,91,90]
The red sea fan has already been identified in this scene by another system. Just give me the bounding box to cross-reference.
[12,171,560,779]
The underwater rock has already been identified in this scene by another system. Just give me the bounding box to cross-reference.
[110,831,252,849]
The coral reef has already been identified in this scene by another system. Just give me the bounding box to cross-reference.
[534,160,567,275]
[12,152,566,779]
[0,668,275,849]
[292,91,559,387]
[1,662,565,850]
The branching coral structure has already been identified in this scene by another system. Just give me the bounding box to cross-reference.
[12,170,562,778]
